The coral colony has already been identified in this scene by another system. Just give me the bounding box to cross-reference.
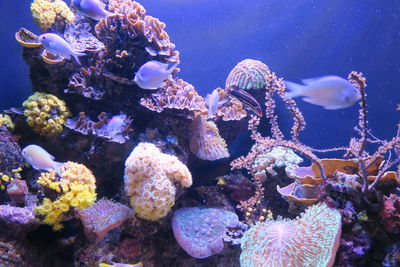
[0,0,398,266]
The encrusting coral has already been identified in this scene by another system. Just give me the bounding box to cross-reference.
[23,92,71,136]
[35,161,97,230]
[30,0,75,31]
[124,142,192,221]
[240,202,342,267]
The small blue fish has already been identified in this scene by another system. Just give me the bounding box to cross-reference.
[284,75,361,110]
[72,0,112,21]
[22,144,64,176]
[38,33,86,64]
[204,89,229,119]
[134,61,179,90]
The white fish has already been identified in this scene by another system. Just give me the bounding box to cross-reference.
[107,114,126,138]
[22,144,64,176]
[204,89,228,118]
[72,0,112,21]
[284,75,361,110]
[38,33,86,64]
[134,61,179,90]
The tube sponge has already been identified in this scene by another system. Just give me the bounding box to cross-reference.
[124,143,192,221]
[23,92,71,136]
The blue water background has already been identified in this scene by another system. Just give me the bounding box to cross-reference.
[0,0,398,153]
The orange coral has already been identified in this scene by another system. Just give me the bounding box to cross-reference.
[240,203,341,267]
[189,116,229,161]
[214,87,247,121]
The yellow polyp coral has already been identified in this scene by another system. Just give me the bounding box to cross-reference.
[23,92,71,136]
[124,143,192,221]
[30,0,74,31]
[35,161,97,230]
[0,114,15,131]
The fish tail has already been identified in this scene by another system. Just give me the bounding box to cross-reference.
[72,51,86,65]
[168,61,179,74]
[284,81,304,98]
[54,162,65,177]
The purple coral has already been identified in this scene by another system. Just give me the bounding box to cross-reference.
[172,207,239,259]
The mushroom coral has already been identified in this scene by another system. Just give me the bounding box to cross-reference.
[240,202,342,267]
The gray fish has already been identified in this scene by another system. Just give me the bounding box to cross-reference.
[134,60,179,90]
[72,0,112,21]
[285,75,361,110]
[230,89,263,117]
[38,33,85,64]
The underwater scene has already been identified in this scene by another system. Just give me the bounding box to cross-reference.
[0,0,399,266]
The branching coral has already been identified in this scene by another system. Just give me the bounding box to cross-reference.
[23,92,71,136]
[240,203,342,267]
[124,143,192,221]
[77,199,133,241]
[189,116,229,161]
[30,0,74,31]
[172,207,241,259]
[35,162,97,230]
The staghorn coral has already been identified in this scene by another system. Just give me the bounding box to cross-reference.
[124,142,192,221]
[172,207,241,259]
[140,78,207,116]
[240,202,342,267]
[35,162,97,230]
[30,0,75,32]
[225,59,271,91]
[23,92,71,136]
[189,116,229,161]
[77,199,133,241]
[252,146,303,180]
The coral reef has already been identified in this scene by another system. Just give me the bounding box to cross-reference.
[30,0,75,31]
[0,114,15,131]
[35,161,97,230]
[124,143,192,221]
[240,203,342,267]
[380,194,400,233]
[225,59,271,91]
[23,92,71,136]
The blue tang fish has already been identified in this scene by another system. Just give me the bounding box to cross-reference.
[72,0,112,21]
[284,75,361,110]
[134,60,179,90]
[38,33,86,64]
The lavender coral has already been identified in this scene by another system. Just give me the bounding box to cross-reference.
[172,207,240,259]
[124,143,192,221]
[240,203,342,267]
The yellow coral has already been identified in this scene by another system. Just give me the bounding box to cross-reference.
[31,0,74,31]
[23,92,71,136]
[0,114,15,131]
[0,168,22,190]
[35,162,97,230]
[124,143,192,221]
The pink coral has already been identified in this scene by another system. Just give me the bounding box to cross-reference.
[380,194,400,233]
[77,199,133,241]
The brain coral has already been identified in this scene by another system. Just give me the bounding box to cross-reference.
[172,207,240,259]
[30,0,75,31]
[23,92,71,136]
[240,202,342,267]
[35,162,97,230]
[124,143,192,221]
[225,59,271,91]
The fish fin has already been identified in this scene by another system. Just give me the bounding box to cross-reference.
[217,98,229,106]
[54,162,65,177]
[302,97,321,105]
[323,105,342,110]
[284,81,304,98]
[72,52,86,65]
[167,62,179,74]
[301,75,335,85]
